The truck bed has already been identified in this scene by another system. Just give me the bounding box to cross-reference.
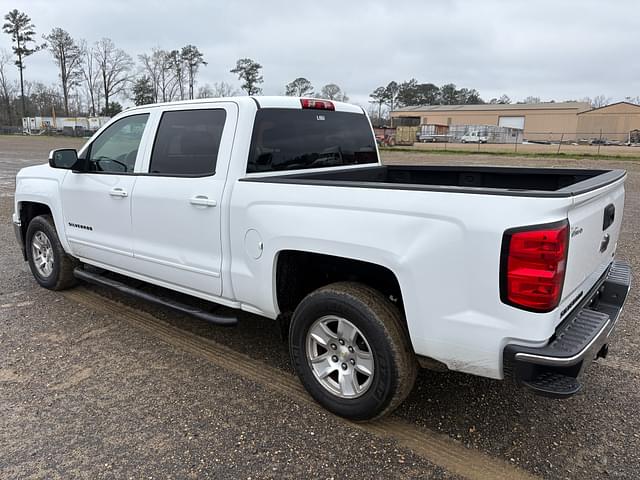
[243,165,626,197]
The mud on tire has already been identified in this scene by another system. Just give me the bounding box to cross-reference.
[289,282,417,421]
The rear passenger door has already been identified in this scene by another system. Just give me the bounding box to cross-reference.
[130,103,237,297]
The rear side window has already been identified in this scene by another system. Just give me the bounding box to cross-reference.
[149,109,226,176]
[247,109,378,173]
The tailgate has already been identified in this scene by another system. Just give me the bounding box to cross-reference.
[562,176,626,302]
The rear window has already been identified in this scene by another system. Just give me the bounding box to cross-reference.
[149,109,226,176]
[247,109,378,173]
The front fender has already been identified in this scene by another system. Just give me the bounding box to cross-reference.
[15,165,72,254]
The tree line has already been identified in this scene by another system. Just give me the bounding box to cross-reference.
[367,80,638,125]
[1,8,634,127]
[368,80,484,120]
[0,8,214,123]
[0,8,352,126]
[368,81,539,120]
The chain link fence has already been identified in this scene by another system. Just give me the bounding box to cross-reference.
[385,126,640,157]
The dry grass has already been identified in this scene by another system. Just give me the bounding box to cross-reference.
[387,141,640,159]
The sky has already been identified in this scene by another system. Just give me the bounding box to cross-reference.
[1,0,639,108]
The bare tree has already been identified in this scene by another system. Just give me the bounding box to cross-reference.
[24,80,64,116]
[93,37,133,113]
[80,41,101,116]
[43,27,83,116]
[196,83,213,99]
[142,49,173,103]
[138,49,162,103]
[168,49,185,100]
[70,88,84,116]
[213,81,239,97]
[521,96,542,104]
[139,47,185,103]
[0,47,14,122]
[590,94,611,108]
[141,47,204,102]
[369,86,386,120]
[366,101,383,126]
[197,81,238,99]
[160,50,181,102]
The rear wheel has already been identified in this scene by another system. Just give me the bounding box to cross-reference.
[26,215,78,290]
[289,282,417,421]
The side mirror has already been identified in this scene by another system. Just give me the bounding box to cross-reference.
[48,149,79,169]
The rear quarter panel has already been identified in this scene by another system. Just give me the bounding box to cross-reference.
[228,179,575,379]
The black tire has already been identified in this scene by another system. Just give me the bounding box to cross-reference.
[25,214,78,290]
[289,282,417,421]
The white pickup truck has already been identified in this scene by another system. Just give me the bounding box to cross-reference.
[12,96,631,420]
[461,130,488,143]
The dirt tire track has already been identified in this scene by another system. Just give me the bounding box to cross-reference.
[63,286,538,480]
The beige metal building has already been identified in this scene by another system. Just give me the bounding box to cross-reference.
[392,102,595,142]
[576,102,640,142]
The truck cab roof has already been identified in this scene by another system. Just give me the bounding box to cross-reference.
[124,96,364,114]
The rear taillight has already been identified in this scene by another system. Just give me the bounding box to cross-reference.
[300,98,335,110]
[500,221,569,312]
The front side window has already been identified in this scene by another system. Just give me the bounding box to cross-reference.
[87,114,149,173]
[149,109,226,176]
[247,109,378,173]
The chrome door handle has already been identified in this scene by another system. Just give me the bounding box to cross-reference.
[109,187,128,197]
[189,195,217,207]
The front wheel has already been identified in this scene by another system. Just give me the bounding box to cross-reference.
[289,282,417,421]
[25,215,78,290]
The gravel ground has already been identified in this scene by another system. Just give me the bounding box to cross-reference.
[1,136,640,479]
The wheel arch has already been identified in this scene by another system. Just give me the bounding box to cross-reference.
[274,249,405,320]
[18,201,52,254]
[17,200,71,256]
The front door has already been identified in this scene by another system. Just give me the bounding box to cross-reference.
[131,104,237,297]
[60,113,150,269]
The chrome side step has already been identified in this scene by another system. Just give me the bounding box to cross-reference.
[73,268,238,327]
